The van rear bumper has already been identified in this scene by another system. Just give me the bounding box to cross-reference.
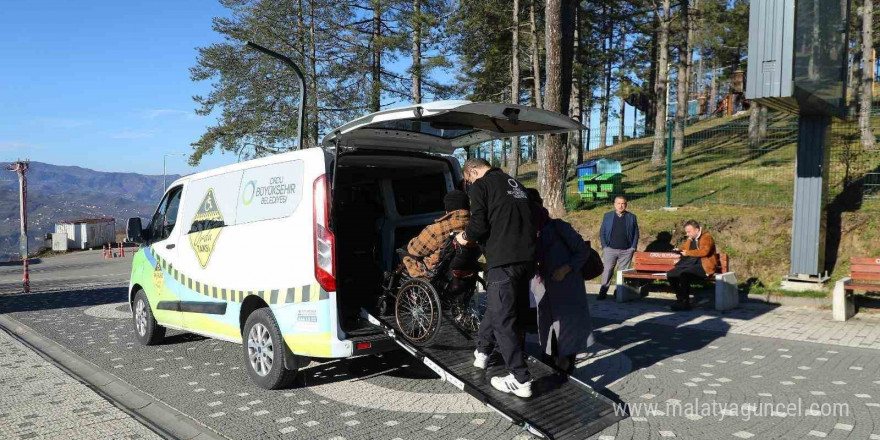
[348,333,398,356]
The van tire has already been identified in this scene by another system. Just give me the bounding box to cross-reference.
[242,308,298,390]
[133,290,165,345]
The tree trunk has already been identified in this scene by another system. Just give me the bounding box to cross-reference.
[618,94,625,144]
[859,0,875,150]
[647,18,658,134]
[309,0,319,147]
[673,0,694,155]
[371,0,382,112]
[510,0,521,177]
[529,0,544,165]
[568,5,581,166]
[808,0,820,80]
[758,105,768,141]
[530,0,543,110]
[748,103,761,149]
[599,8,612,148]
[651,0,671,165]
[297,0,308,147]
[632,108,637,138]
[617,18,626,145]
[411,0,422,104]
[697,55,703,113]
[848,36,860,116]
[586,99,593,152]
[540,0,575,218]
[576,4,586,163]
[710,59,717,117]
[528,135,535,162]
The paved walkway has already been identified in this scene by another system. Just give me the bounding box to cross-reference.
[588,293,880,350]
[0,327,160,440]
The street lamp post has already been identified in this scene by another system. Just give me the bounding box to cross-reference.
[6,160,30,293]
[163,153,186,194]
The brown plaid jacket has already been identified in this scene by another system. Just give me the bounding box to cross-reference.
[404,210,470,278]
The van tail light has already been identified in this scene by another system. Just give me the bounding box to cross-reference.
[313,174,336,292]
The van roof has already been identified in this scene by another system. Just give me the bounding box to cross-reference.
[164,147,325,190]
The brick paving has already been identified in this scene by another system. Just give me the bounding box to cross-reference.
[0,328,160,440]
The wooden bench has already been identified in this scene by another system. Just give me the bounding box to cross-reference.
[832,257,880,321]
[615,251,738,311]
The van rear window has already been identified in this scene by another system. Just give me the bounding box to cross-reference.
[392,173,447,216]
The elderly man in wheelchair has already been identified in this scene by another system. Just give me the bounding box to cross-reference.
[377,190,484,346]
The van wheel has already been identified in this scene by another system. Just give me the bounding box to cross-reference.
[133,290,165,345]
[395,279,442,347]
[242,308,298,390]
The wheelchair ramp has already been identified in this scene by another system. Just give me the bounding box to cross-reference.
[363,309,625,439]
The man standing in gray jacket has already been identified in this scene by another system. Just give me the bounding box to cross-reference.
[597,196,639,300]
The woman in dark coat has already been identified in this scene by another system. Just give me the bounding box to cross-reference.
[527,189,595,374]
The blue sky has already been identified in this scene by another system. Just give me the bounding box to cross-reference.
[0,1,233,175]
[1,1,635,176]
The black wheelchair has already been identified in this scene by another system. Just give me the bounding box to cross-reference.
[377,234,485,347]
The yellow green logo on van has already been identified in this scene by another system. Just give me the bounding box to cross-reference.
[152,261,164,293]
[189,188,223,268]
[242,180,257,206]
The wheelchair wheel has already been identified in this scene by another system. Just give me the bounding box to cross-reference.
[449,289,485,337]
[395,278,442,346]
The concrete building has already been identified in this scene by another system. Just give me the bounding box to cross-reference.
[54,218,116,250]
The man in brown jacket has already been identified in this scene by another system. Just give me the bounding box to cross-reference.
[403,190,471,278]
[667,220,719,311]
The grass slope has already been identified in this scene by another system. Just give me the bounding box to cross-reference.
[512,112,880,296]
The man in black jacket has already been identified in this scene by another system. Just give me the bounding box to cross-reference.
[456,158,537,398]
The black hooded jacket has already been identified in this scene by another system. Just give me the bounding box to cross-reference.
[463,169,537,268]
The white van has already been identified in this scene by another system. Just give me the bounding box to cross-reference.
[127,100,583,389]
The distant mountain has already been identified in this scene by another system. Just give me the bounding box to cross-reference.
[0,162,181,260]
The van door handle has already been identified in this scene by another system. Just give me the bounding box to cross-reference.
[166,244,176,249]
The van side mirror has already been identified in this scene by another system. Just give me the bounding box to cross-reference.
[127,218,146,243]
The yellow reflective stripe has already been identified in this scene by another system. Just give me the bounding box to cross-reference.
[152,248,330,305]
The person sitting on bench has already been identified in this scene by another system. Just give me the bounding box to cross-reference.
[667,220,719,311]
[403,190,472,278]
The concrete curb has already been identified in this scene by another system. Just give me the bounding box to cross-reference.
[0,313,229,440]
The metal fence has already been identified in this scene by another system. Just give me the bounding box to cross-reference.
[564,114,880,212]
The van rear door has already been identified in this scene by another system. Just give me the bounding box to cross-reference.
[322,100,584,154]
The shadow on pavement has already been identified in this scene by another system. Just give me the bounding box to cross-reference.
[0,286,127,314]
[0,258,42,267]
[293,349,437,389]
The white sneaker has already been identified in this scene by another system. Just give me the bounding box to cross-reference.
[474,350,489,369]
[490,373,533,398]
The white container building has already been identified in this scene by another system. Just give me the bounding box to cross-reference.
[54,218,116,250]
